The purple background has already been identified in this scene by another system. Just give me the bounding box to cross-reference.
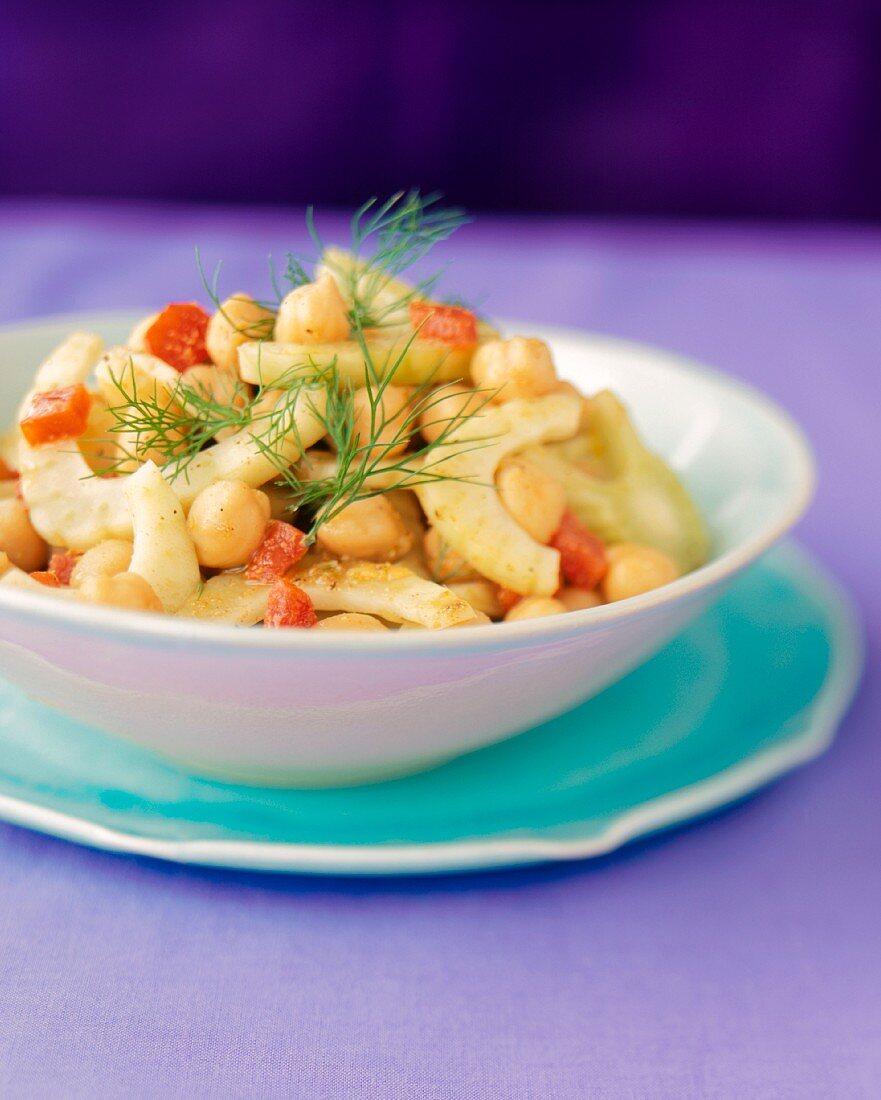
[0,201,878,1097]
[4,0,881,219]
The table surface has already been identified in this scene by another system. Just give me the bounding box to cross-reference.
[0,200,877,1099]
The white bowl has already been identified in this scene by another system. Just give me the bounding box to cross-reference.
[0,312,814,786]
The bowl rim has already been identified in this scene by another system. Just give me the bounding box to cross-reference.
[0,310,816,653]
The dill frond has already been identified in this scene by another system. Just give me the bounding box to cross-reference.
[102,192,490,543]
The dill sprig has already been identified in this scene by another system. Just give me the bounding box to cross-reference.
[98,361,321,482]
[313,191,469,329]
[102,191,492,542]
[97,350,496,542]
[198,190,469,332]
[196,250,278,337]
[249,346,498,534]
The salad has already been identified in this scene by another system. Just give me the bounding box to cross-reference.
[0,194,709,630]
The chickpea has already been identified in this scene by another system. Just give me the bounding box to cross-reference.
[446,580,503,619]
[558,587,604,612]
[187,480,271,569]
[417,382,484,444]
[385,490,426,541]
[274,274,350,344]
[422,527,479,583]
[79,395,121,476]
[496,457,567,544]
[78,572,162,613]
[206,293,274,373]
[126,312,158,352]
[601,543,680,603]
[351,384,413,461]
[554,381,593,433]
[314,613,389,632]
[0,498,48,572]
[0,550,10,575]
[317,497,412,562]
[470,337,557,403]
[70,540,134,588]
[504,596,566,622]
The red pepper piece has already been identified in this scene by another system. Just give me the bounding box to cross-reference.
[550,510,608,590]
[495,586,522,615]
[409,302,478,346]
[144,302,210,371]
[264,578,317,628]
[48,549,81,585]
[20,384,92,446]
[246,520,308,583]
[30,571,60,587]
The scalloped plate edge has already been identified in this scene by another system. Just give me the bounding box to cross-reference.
[0,543,864,875]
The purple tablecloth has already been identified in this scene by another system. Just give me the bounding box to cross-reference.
[0,201,877,1098]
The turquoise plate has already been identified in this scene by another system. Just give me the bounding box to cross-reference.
[0,543,862,875]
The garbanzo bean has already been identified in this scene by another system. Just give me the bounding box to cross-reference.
[206,293,274,373]
[496,457,567,544]
[504,596,566,622]
[0,498,48,572]
[125,313,158,352]
[70,540,134,588]
[417,382,484,444]
[470,337,557,403]
[351,384,413,460]
[422,527,479,582]
[78,572,162,613]
[317,497,412,562]
[554,381,593,432]
[313,613,389,632]
[79,395,121,476]
[446,579,503,619]
[601,543,680,603]
[274,274,350,344]
[558,587,604,612]
[187,480,271,568]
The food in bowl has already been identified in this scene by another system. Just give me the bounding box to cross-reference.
[0,194,709,631]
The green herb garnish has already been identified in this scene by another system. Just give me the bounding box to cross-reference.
[96,192,496,543]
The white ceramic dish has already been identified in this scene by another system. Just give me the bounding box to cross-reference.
[0,312,815,786]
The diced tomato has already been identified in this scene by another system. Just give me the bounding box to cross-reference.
[144,302,210,371]
[409,302,478,346]
[20,384,92,446]
[246,520,308,583]
[264,578,317,628]
[0,457,16,480]
[48,549,81,585]
[550,510,608,590]
[496,586,522,615]
[30,571,60,587]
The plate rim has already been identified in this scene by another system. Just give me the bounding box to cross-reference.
[0,542,863,875]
